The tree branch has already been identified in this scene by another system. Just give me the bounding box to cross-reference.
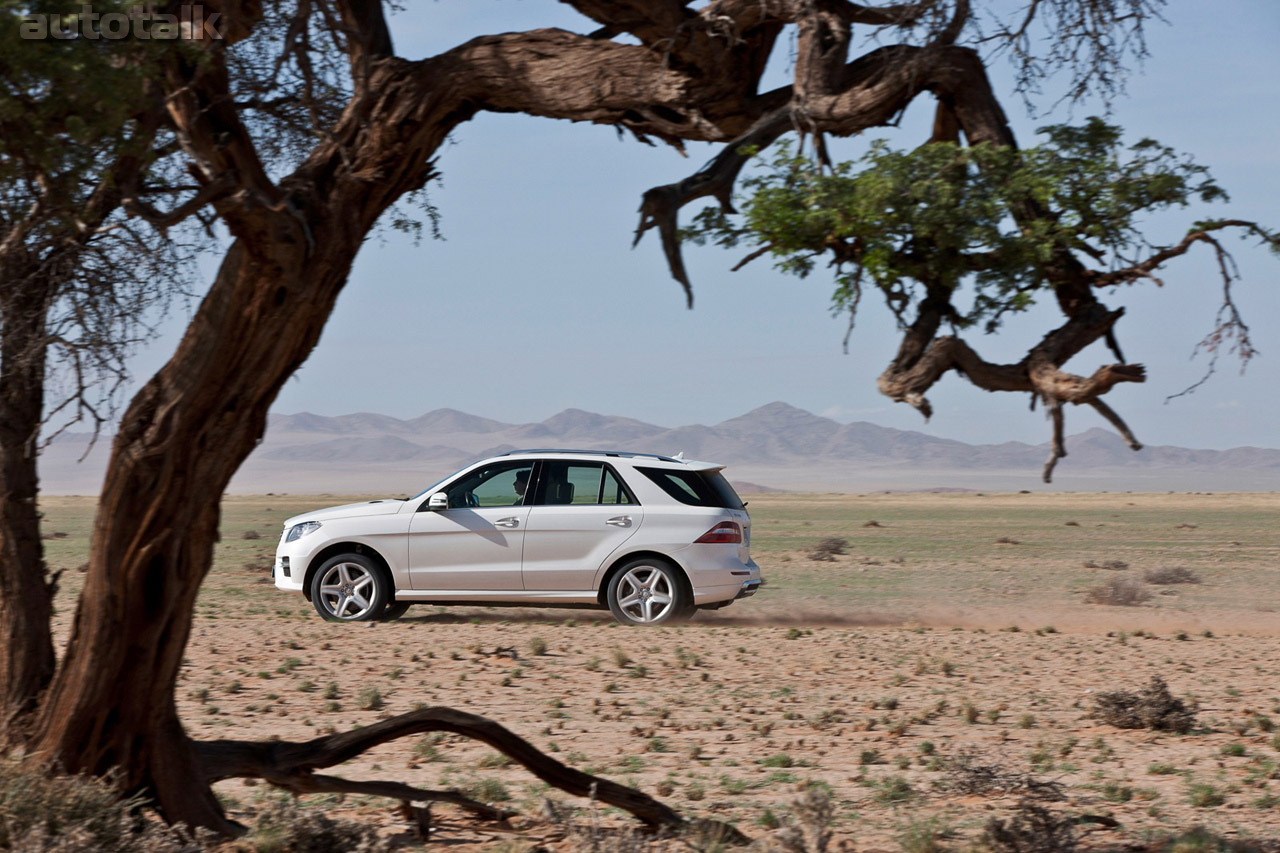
[634,41,1009,303]
[196,706,750,843]
[1043,398,1065,483]
[123,174,237,230]
[634,107,795,305]
[559,0,694,45]
[332,0,393,60]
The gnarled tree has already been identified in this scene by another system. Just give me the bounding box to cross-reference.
[0,0,201,734]
[4,0,1267,840]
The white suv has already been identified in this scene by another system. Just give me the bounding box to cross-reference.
[273,450,762,625]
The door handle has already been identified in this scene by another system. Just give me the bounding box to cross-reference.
[495,517,520,528]
[606,516,632,527]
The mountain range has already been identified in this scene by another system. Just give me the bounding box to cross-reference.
[38,402,1280,494]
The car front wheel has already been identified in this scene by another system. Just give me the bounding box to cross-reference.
[379,601,412,621]
[310,554,391,622]
[606,558,691,626]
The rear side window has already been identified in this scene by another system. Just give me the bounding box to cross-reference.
[536,461,635,506]
[635,467,744,510]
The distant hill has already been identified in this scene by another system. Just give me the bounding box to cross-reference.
[38,402,1280,494]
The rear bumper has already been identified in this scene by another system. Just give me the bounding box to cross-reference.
[690,556,762,605]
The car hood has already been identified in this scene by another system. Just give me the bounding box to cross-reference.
[283,499,406,528]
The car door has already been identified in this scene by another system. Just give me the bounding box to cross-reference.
[521,460,642,591]
[406,460,534,590]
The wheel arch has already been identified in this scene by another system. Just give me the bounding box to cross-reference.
[303,542,394,602]
[596,550,691,607]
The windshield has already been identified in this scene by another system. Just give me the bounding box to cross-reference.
[405,475,450,502]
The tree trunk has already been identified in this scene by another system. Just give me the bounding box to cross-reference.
[25,229,359,832]
[24,39,463,828]
[0,277,57,740]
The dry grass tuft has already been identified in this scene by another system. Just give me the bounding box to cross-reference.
[807,538,848,562]
[1144,566,1202,585]
[1084,577,1152,606]
[0,759,195,852]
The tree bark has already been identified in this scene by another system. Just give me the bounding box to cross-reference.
[27,229,338,831]
[0,275,57,739]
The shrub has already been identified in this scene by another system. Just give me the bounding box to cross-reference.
[1144,566,1202,585]
[1091,677,1197,733]
[0,759,188,852]
[1084,577,1152,606]
[242,529,261,540]
[934,751,1063,800]
[771,785,834,853]
[1158,825,1238,853]
[808,537,848,561]
[980,802,1077,853]
[873,776,915,803]
[898,816,950,853]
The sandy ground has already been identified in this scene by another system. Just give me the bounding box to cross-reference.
[162,607,1280,850]
[37,492,1280,850]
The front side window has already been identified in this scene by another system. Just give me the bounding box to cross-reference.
[444,461,534,508]
[534,461,635,506]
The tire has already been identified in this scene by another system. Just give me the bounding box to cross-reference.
[310,553,391,622]
[379,601,412,621]
[606,558,692,626]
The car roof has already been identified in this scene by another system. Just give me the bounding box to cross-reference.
[491,449,722,470]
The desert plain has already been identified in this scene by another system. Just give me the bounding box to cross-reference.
[37,490,1280,850]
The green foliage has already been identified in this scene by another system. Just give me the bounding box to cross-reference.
[685,119,1254,335]
[0,2,164,207]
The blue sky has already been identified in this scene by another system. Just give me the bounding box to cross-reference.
[134,1,1280,449]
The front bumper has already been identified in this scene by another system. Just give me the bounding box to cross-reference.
[273,538,307,593]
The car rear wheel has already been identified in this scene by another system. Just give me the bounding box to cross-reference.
[606,558,692,626]
[310,554,390,622]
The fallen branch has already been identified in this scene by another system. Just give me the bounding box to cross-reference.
[196,706,750,843]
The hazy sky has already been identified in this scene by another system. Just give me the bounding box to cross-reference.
[131,1,1280,449]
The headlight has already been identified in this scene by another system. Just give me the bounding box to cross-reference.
[285,521,322,542]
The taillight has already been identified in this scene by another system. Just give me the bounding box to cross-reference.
[695,521,742,544]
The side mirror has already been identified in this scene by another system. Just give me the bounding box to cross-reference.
[427,492,449,511]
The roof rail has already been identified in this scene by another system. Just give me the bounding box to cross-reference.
[493,448,682,463]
